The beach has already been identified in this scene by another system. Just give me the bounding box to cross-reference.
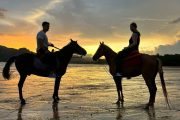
[0,63,179,120]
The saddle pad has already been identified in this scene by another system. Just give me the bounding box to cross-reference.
[122,50,142,67]
[33,57,48,70]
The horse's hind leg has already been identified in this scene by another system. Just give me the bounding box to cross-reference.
[148,80,157,107]
[118,77,124,102]
[120,85,124,102]
[18,74,27,105]
[143,75,157,108]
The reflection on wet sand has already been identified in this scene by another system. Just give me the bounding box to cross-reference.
[0,64,179,120]
[51,102,60,120]
[17,105,25,120]
[16,103,60,120]
[115,102,157,120]
[116,102,125,120]
[146,107,156,120]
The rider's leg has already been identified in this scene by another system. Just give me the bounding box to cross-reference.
[115,49,132,76]
[115,51,124,76]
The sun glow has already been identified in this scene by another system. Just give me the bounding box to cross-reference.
[0,34,36,51]
[0,32,175,55]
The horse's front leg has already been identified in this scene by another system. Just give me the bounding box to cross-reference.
[113,76,124,103]
[53,75,62,102]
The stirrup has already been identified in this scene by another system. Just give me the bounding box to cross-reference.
[115,72,123,77]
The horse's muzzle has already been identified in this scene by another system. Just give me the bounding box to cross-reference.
[92,56,98,61]
[81,49,87,56]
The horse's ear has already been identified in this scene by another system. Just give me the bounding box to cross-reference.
[100,42,102,44]
[102,41,104,44]
[70,39,73,42]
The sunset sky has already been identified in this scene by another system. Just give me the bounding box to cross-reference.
[0,0,180,55]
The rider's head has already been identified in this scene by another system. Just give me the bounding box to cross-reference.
[42,21,50,32]
[130,22,137,32]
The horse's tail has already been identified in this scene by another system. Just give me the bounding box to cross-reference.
[2,56,16,80]
[157,58,171,109]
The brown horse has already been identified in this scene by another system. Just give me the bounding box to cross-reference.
[92,42,170,109]
[2,40,87,104]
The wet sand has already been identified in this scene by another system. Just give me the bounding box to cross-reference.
[0,63,180,120]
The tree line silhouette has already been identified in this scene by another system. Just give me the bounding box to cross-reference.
[155,54,180,66]
[0,45,179,66]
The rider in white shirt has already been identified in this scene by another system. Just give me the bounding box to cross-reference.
[36,21,54,56]
[36,22,57,77]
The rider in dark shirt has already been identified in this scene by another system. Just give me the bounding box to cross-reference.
[115,22,140,76]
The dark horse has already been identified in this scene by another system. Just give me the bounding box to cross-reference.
[92,42,170,109]
[3,40,87,104]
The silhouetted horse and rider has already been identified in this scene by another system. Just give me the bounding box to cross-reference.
[93,22,170,109]
[3,40,87,104]
[92,42,170,109]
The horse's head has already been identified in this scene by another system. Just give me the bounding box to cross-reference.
[69,39,87,56]
[92,42,105,61]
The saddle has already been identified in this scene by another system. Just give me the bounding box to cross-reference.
[121,50,142,68]
[34,53,57,71]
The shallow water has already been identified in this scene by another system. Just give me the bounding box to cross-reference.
[0,63,179,120]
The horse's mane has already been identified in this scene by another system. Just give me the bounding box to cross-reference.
[103,44,117,55]
[55,42,72,55]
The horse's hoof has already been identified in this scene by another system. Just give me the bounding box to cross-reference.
[116,101,120,104]
[21,99,26,105]
[53,96,60,101]
[144,103,149,109]
[149,104,154,108]
[56,96,60,101]
[53,99,59,103]
[144,105,149,109]
[144,103,154,109]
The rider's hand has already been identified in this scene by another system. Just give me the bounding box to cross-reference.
[51,44,54,47]
[123,47,128,50]
[49,43,54,47]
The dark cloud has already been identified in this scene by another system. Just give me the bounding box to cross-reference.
[35,0,180,40]
[0,17,37,35]
[1,0,180,45]
[0,8,7,18]
[155,40,180,55]
[37,0,127,39]
[169,17,180,24]
[0,0,50,15]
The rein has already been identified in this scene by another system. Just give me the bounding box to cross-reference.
[103,65,113,79]
[51,46,83,58]
[52,46,61,50]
